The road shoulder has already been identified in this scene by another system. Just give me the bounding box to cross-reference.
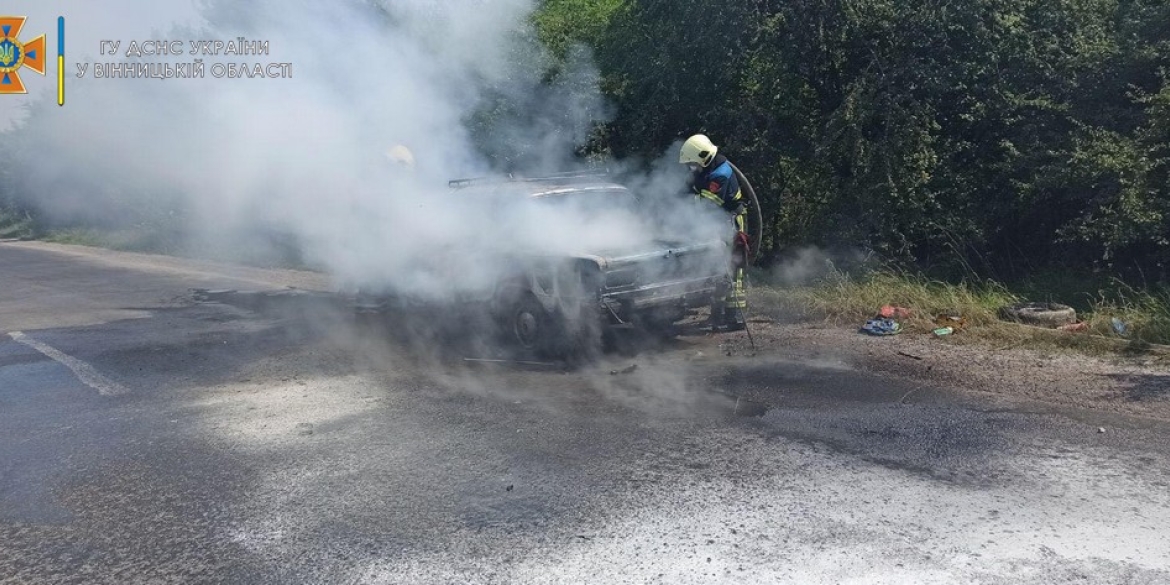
[723,319,1170,423]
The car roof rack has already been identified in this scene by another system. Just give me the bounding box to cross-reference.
[448,168,611,189]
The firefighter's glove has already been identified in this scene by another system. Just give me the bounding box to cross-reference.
[733,232,751,268]
[734,231,751,251]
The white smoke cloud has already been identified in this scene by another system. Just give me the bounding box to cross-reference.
[7,0,732,308]
[768,246,875,288]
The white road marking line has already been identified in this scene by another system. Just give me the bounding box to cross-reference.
[8,331,130,396]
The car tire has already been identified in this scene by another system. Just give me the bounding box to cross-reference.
[506,292,602,364]
[998,302,1077,328]
[508,294,556,355]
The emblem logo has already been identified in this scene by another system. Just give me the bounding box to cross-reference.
[0,16,46,95]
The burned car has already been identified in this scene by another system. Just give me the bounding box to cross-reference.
[354,172,734,358]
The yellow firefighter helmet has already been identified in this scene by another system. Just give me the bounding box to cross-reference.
[679,134,718,168]
[385,144,416,169]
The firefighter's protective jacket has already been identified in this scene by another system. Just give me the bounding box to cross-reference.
[690,154,743,212]
[691,153,745,231]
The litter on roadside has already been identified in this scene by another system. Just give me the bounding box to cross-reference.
[880,305,913,319]
[932,327,954,337]
[934,314,968,332]
[610,364,639,375]
[861,317,902,336]
[1111,317,1129,337]
[1058,321,1089,333]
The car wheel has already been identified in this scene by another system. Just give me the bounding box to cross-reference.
[506,293,602,364]
[510,294,552,353]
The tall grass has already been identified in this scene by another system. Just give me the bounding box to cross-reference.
[752,268,1170,353]
[769,270,1019,330]
[1085,283,1170,346]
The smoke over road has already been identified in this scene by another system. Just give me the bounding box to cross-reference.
[7,0,728,301]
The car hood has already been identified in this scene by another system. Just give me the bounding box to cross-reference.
[567,238,727,269]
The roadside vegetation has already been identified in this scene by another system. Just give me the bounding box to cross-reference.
[0,208,34,240]
[750,270,1170,359]
[530,0,1170,289]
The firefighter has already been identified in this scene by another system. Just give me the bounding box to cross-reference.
[680,133,748,331]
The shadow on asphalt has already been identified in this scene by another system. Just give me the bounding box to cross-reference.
[1110,372,1170,402]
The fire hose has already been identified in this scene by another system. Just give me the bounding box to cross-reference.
[727,161,761,353]
[728,161,763,267]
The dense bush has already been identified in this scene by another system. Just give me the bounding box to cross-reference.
[536,0,1170,283]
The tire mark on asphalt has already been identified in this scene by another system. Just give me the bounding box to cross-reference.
[8,331,130,396]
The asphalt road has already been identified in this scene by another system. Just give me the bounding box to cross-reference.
[2,241,1169,584]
